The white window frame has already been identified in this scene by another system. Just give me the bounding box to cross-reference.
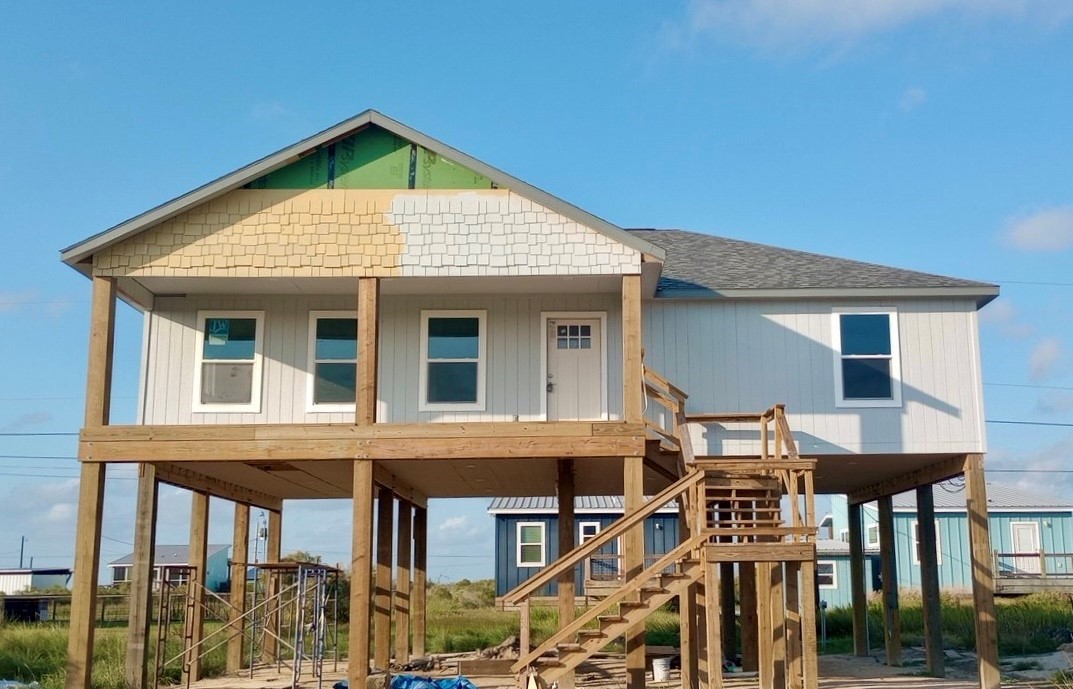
[579,521,602,543]
[865,523,880,548]
[832,306,902,408]
[306,310,358,413]
[817,560,838,589]
[419,310,487,412]
[112,566,130,582]
[517,522,546,567]
[911,520,943,565]
[193,310,264,413]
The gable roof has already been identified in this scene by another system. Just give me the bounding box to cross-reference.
[629,229,998,306]
[859,482,1073,513]
[108,544,229,567]
[61,109,662,270]
[488,496,678,514]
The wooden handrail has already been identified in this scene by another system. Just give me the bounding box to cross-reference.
[644,367,688,402]
[775,406,799,459]
[512,533,708,672]
[502,470,704,604]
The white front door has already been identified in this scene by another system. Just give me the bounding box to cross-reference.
[1011,522,1041,574]
[546,318,603,421]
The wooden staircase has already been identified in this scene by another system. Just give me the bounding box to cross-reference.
[505,366,819,689]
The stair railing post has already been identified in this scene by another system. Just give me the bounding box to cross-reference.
[519,599,530,658]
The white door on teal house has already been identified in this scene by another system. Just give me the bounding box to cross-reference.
[545,315,604,421]
[1011,522,1042,574]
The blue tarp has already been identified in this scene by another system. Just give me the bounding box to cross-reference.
[334,676,478,689]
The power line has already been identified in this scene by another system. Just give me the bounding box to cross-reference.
[0,432,80,437]
[988,469,1073,474]
[989,279,1073,287]
[985,383,1073,392]
[985,419,1073,428]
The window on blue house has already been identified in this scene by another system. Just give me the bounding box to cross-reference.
[817,560,837,589]
[517,522,545,567]
[911,520,942,565]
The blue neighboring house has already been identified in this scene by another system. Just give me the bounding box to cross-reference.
[488,497,679,602]
[109,544,232,592]
[820,483,1073,608]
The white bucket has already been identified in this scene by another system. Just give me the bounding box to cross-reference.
[652,657,671,682]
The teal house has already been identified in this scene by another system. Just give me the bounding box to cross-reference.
[820,483,1073,608]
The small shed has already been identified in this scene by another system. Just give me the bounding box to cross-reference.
[0,568,71,595]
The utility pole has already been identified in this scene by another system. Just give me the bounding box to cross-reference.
[19,535,26,569]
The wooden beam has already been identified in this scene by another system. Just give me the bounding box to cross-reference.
[557,459,576,689]
[916,484,945,677]
[785,561,803,689]
[350,460,374,689]
[681,582,698,689]
[755,562,774,689]
[848,455,967,505]
[67,276,115,689]
[183,491,210,684]
[84,275,116,427]
[65,463,106,689]
[848,502,869,657]
[357,277,380,425]
[799,560,819,689]
[263,509,282,663]
[771,564,786,689]
[412,505,428,658]
[703,543,815,562]
[965,454,1000,689]
[153,462,281,511]
[878,496,901,667]
[125,464,158,689]
[623,454,645,689]
[395,499,413,664]
[739,562,758,673]
[374,487,394,671]
[704,559,725,689]
[622,274,643,423]
[227,503,250,674]
[374,463,428,508]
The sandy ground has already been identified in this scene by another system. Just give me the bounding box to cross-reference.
[187,649,1071,689]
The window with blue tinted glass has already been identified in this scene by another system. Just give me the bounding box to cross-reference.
[311,316,357,406]
[197,313,262,410]
[421,312,485,409]
[836,312,899,403]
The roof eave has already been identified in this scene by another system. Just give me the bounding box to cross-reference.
[61,109,662,270]
[654,285,1000,307]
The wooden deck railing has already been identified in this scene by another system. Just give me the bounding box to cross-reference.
[994,551,1073,579]
[642,365,693,470]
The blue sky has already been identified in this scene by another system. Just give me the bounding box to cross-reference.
[1,2,1071,581]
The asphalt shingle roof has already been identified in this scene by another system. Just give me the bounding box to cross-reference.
[628,229,997,296]
[109,544,230,567]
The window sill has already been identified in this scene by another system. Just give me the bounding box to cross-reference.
[835,398,902,409]
[419,402,486,413]
[193,403,262,414]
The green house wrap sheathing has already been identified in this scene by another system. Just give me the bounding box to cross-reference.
[246,125,494,190]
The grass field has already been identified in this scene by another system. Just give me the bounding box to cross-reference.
[2,584,1071,688]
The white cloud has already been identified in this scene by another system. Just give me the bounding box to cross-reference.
[1028,337,1063,381]
[1004,207,1073,251]
[0,411,53,433]
[988,433,1073,499]
[1035,392,1073,416]
[669,0,1073,51]
[899,87,927,112]
[0,290,39,314]
[978,299,1033,339]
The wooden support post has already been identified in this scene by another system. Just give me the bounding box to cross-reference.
[916,484,945,677]
[227,502,250,674]
[374,487,394,671]
[184,491,210,684]
[877,496,901,667]
[357,277,380,425]
[799,559,819,689]
[965,454,1000,689]
[66,276,115,689]
[412,506,428,658]
[755,562,774,689]
[696,584,708,688]
[623,455,646,689]
[785,562,803,689]
[681,582,699,689]
[622,274,643,423]
[772,564,786,689]
[263,508,283,663]
[395,499,413,664]
[125,464,159,689]
[847,502,869,657]
[350,461,375,689]
[557,459,576,689]
[739,562,758,672]
[719,563,736,661]
[704,558,725,689]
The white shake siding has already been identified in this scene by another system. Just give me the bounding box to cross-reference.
[142,293,622,425]
[642,298,986,456]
